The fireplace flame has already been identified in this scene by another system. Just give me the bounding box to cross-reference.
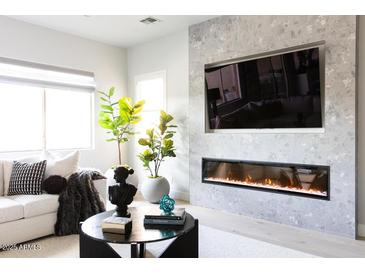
[206,175,327,197]
[245,175,252,182]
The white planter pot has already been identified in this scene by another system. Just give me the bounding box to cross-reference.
[105,168,116,186]
[140,176,170,203]
[104,168,117,209]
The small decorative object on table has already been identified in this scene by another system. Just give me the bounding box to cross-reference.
[159,194,175,214]
[108,166,137,218]
[102,215,132,234]
[144,196,186,226]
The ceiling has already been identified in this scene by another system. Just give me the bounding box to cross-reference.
[9,15,216,48]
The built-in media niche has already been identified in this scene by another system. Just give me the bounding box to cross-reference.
[205,42,325,130]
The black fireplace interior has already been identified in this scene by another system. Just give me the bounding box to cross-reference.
[202,158,329,199]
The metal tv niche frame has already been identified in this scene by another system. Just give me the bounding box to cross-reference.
[202,157,330,200]
[204,41,326,134]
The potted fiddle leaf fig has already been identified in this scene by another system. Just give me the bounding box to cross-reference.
[98,87,145,166]
[137,110,177,203]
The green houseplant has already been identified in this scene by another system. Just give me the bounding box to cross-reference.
[137,110,177,203]
[98,87,145,166]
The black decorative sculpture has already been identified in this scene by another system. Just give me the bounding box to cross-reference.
[108,166,137,217]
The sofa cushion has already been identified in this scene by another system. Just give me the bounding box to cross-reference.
[7,194,59,218]
[0,197,24,224]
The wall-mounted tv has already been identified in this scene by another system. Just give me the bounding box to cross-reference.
[205,43,324,130]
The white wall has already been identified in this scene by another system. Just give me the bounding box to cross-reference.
[0,16,127,172]
[127,30,189,201]
[357,16,365,236]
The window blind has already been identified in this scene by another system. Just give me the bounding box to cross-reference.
[0,57,95,91]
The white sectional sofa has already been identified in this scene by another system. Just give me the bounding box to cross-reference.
[0,160,107,246]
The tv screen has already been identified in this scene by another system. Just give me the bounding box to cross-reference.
[205,46,323,129]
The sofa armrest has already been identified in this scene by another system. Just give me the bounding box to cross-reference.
[93,178,107,204]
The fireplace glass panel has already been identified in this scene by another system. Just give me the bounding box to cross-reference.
[202,158,329,199]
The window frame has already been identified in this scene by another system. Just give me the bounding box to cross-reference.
[0,83,95,154]
[0,57,96,153]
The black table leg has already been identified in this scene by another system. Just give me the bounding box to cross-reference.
[131,243,138,258]
[139,243,146,258]
[131,243,145,258]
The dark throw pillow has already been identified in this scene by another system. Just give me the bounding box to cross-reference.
[42,175,67,194]
[8,160,47,195]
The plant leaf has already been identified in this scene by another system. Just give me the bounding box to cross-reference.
[109,87,115,97]
[138,138,150,146]
[101,104,113,111]
[164,133,173,139]
[119,97,133,113]
[146,128,154,138]
[130,115,142,125]
[98,91,109,97]
[134,100,145,109]
[160,110,173,123]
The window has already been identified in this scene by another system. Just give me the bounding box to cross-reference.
[0,83,43,152]
[0,57,95,152]
[135,71,166,135]
[45,88,93,150]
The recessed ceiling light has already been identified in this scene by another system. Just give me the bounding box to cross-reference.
[83,15,91,18]
[139,16,161,25]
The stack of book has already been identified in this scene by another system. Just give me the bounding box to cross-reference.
[144,208,186,226]
[101,216,132,234]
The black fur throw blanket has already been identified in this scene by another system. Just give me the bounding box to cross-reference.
[55,170,106,236]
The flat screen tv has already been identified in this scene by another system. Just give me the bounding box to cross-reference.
[205,45,323,130]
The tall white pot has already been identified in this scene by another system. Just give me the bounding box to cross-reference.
[104,168,117,209]
[140,176,170,203]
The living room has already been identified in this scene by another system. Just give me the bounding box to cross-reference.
[1,0,365,273]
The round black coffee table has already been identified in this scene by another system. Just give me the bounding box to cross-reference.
[80,207,198,258]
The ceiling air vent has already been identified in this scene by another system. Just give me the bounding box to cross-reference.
[139,16,161,25]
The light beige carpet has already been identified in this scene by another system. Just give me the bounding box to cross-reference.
[0,225,317,258]
[0,235,79,258]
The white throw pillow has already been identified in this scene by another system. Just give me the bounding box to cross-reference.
[18,155,41,163]
[43,150,80,179]
[3,160,13,195]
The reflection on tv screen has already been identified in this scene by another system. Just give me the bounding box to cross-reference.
[205,47,322,129]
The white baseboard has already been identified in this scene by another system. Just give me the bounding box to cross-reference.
[358,224,365,237]
[170,190,190,202]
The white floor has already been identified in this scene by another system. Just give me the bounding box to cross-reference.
[199,225,315,258]
[185,204,365,257]
[0,224,315,258]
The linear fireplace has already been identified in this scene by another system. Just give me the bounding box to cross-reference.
[202,158,329,200]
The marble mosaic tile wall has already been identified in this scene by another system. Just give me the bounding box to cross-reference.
[189,16,357,237]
